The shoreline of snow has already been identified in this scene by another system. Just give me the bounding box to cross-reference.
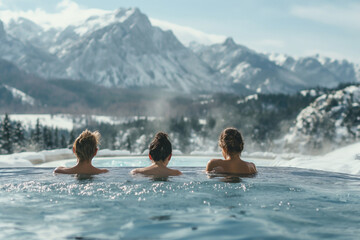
[0,148,132,167]
[271,141,360,175]
[1,141,359,175]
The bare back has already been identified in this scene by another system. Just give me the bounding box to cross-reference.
[206,158,257,175]
[54,165,108,175]
[131,165,181,177]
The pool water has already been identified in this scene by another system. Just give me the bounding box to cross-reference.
[38,156,274,168]
[1,165,360,239]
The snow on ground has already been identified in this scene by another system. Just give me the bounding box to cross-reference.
[271,141,360,175]
[0,149,72,167]
[0,148,132,167]
[1,114,156,131]
[3,85,35,106]
[4,114,75,130]
[1,141,359,175]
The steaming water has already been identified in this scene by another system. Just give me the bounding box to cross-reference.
[38,156,274,168]
[1,162,360,239]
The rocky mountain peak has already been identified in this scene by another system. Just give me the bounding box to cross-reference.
[223,37,236,47]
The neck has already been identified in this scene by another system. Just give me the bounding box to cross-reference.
[225,153,241,161]
[154,160,167,167]
[76,159,92,166]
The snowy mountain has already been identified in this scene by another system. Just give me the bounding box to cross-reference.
[192,38,307,93]
[268,53,360,88]
[283,85,360,153]
[0,85,35,106]
[0,20,58,76]
[6,17,57,50]
[149,18,227,46]
[2,9,225,93]
[315,55,359,83]
[1,7,359,95]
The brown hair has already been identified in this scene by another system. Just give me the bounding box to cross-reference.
[149,132,172,162]
[218,127,244,154]
[73,129,100,162]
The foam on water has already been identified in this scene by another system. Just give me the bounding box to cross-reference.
[0,167,359,240]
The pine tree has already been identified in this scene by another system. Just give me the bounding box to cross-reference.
[33,118,42,147]
[43,126,54,150]
[42,126,48,149]
[206,116,216,130]
[60,134,67,148]
[68,129,75,145]
[126,136,132,152]
[13,122,25,152]
[48,128,53,149]
[54,128,59,148]
[1,114,13,154]
[190,117,202,132]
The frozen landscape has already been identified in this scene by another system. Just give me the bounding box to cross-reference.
[1,4,359,172]
[1,141,359,176]
[1,1,360,239]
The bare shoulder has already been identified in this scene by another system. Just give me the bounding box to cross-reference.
[248,162,257,173]
[171,169,182,176]
[130,168,142,174]
[206,158,223,171]
[208,158,223,164]
[54,166,68,174]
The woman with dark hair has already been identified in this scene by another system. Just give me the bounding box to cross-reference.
[206,127,257,175]
[131,132,182,177]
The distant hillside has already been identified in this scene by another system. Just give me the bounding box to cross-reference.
[283,84,360,154]
[268,53,359,88]
[1,9,228,94]
[2,7,359,96]
[192,38,307,94]
[0,59,181,115]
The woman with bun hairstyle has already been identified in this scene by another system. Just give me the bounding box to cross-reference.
[131,132,182,177]
[206,127,257,174]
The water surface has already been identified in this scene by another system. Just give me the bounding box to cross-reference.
[0,166,359,240]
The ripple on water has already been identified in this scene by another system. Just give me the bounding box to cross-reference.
[0,167,359,240]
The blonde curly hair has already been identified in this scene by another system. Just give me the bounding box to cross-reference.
[73,129,100,162]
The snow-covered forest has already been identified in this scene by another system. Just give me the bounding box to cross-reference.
[1,84,359,155]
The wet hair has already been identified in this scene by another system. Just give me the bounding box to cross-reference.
[218,127,244,155]
[149,132,172,162]
[73,129,100,162]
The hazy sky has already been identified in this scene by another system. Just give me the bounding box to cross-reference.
[0,0,359,63]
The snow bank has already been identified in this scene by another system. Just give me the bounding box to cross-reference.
[0,149,73,167]
[272,141,360,175]
[1,142,360,175]
[0,148,133,167]
[0,158,33,167]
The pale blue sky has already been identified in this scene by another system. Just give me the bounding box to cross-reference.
[0,0,359,63]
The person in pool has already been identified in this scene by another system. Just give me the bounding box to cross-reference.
[131,132,182,176]
[54,129,108,175]
[206,127,257,175]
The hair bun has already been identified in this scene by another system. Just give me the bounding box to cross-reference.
[218,127,244,154]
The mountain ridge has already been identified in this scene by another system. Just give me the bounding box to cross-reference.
[1,8,359,95]
[1,9,228,93]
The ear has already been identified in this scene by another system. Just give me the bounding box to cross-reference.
[168,153,172,161]
[94,148,98,156]
[72,146,75,154]
[148,153,153,160]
